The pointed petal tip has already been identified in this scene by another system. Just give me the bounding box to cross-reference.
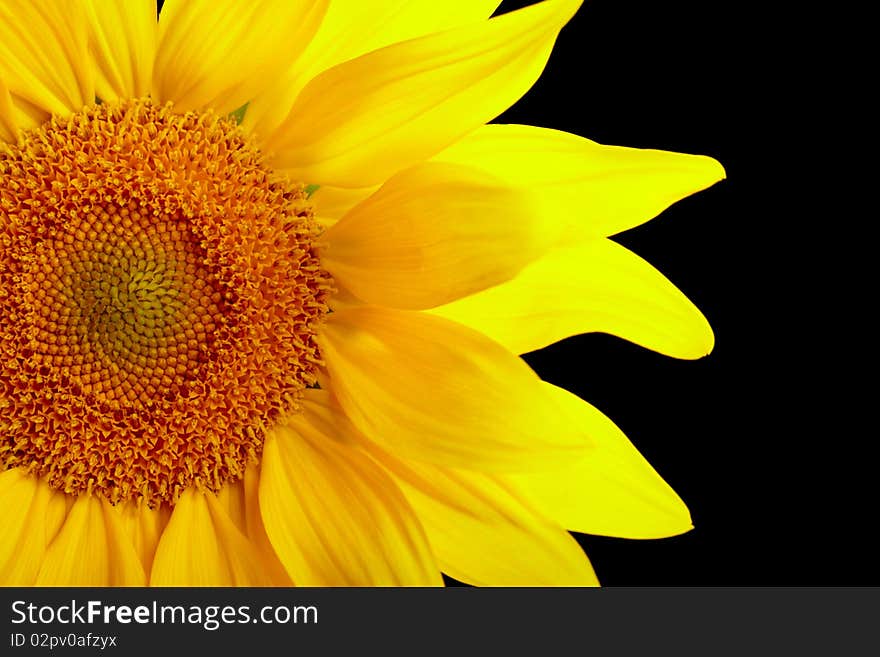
[702,323,716,358]
[709,156,727,182]
[516,0,584,33]
[675,312,715,361]
[693,153,727,189]
[500,0,583,24]
[507,382,698,540]
[683,307,715,360]
[656,499,694,539]
[655,149,727,198]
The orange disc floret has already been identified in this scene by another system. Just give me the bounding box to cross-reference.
[0,100,332,505]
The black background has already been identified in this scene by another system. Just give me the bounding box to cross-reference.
[496,0,872,585]
[148,0,867,585]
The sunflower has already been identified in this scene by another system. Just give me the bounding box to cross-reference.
[0,0,724,586]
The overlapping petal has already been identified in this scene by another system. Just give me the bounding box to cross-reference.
[0,1,93,121]
[259,393,441,586]
[508,383,693,539]
[36,494,146,586]
[150,489,274,586]
[245,0,502,141]
[319,306,592,471]
[322,162,545,309]
[270,0,581,187]
[431,239,714,358]
[369,445,598,586]
[118,502,171,575]
[432,124,725,240]
[84,0,156,101]
[0,79,18,143]
[240,464,294,586]
[0,469,68,585]
[0,76,44,139]
[311,184,378,227]
[203,476,291,585]
[153,0,328,115]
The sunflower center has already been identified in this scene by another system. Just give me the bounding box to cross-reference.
[0,99,331,505]
[33,207,224,406]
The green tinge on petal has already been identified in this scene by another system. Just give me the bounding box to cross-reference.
[228,101,249,125]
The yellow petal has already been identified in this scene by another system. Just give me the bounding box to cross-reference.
[431,239,714,359]
[118,502,171,574]
[150,488,274,586]
[215,479,247,535]
[319,306,591,471]
[36,494,146,586]
[0,1,93,117]
[433,124,725,239]
[153,0,328,115]
[311,184,378,225]
[84,0,156,101]
[325,284,365,313]
[369,446,598,586]
[271,0,581,187]
[169,474,291,585]
[241,463,294,585]
[323,162,545,309]
[0,469,68,585]
[0,79,18,143]
[0,83,46,138]
[245,0,501,142]
[508,383,693,539]
[259,393,441,586]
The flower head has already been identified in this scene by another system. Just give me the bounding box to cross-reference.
[0,0,723,586]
